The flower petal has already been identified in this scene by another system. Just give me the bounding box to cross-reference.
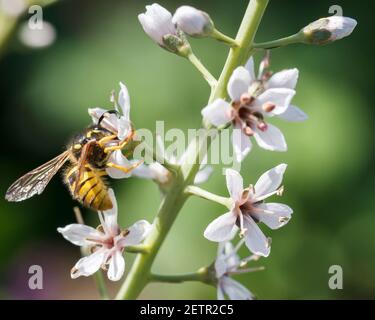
[253,203,293,229]
[57,224,102,246]
[232,125,252,162]
[201,99,232,127]
[255,88,295,115]
[267,68,299,90]
[215,256,228,278]
[225,169,243,202]
[221,276,253,300]
[243,215,271,257]
[107,250,125,281]
[194,165,213,184]
[122,220,152,246]
[244,57,256,83]
[102,188,119,235]
[217,285,225,300]
[138,4,175,45]
[253,124,287,152]
[88,107,107,124]
[106,150,133,179]
[277,104,308,122]
[254,163,287,199]
[204,211,238,242]
[118,82,130,120]
[227,66,252,101]
[71,249,107,279]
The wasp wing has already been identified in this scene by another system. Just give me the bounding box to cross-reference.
[5,151,71,202]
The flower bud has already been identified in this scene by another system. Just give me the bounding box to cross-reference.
[172,6,214,37]
[138,3,191,56]
[301,16,357,45]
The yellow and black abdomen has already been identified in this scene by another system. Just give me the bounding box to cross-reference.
[64,165,113,211]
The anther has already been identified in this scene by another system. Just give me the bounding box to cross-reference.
[244,126,254,136]
[257,121,268,132]
[240,93,254,106]
[262,102,276,113]
[276,186,284,196]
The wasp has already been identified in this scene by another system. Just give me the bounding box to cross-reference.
[5,111,138,211]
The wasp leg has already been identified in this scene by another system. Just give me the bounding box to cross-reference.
[98,134,118,147]
[104,130,135,153]
[106,160,143,174]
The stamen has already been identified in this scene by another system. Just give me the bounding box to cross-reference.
[277,186,284,196]
[244,126,254,136]
[120,229,130,237]
[239,213,247,237]
[228,266,265,275]
[71,267,78,275]
[240,254,261,266]
[254,186,284,202]
[262,102,276,113]
[257,121,268,132]
[279,216,290,223]
[266,237,272,249]
[240,93,254,105]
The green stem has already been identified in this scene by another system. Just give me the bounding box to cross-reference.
[93,271,110,300]
[125,245,150,254]
[253,32,303,49]
[211,29,239,47]
[115,0,269,300]
[187,52,217,89]
[210,0,269,102]
[149,268,209,284]
[185,185,232,208]
[80,247,109,300]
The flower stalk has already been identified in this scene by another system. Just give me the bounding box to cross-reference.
[115,0,269,300]
[254,33,304,49]
[185,185,232,208]
[149,267,210,284]
[187,52,217,89]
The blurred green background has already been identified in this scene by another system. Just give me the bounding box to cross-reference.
[0,0,373,299]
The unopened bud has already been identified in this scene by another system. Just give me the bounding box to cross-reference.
[138,4,191,56]
[301,16,357,45]
[172,6,214,37]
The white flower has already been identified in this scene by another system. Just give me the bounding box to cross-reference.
[88,82,131,141]
[303,16,357,44]
[215,241,260,300]
[172,6,213,37]
[204,164,293,257]
[88,82,140,180]
[58,189,151,281]
[132,135,213,185]
[138,3,177,46]
[202,56,307,162]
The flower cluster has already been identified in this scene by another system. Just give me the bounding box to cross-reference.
[54,2,357,300]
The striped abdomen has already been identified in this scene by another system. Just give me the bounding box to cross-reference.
[65,165,112,211]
